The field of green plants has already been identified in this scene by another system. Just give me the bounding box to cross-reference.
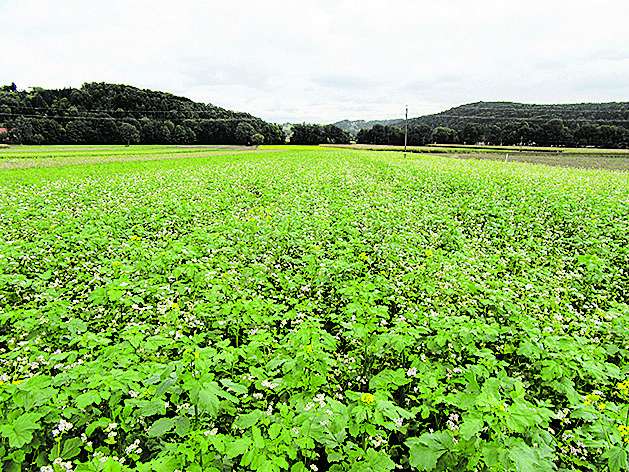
[0,147,628,471]
[0,146,259,170]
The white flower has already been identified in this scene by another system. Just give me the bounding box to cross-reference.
[394,417,404,427]
[371,435,386,448]
[406,367,417,377]
[446,412,460,431]
[125,439,143,455]
[261,380,277,389]
[53,457,74,472]
[52,418,73,437]
[314,393,326,407]
[204,428,218,436]
[309,465,318,471]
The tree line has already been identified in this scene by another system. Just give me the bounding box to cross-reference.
[288,123,350,145]
[357,120,629,148]
[0,83,285,145]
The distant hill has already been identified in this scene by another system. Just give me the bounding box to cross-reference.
[336,101,629,136]
[407,101,629,128]
[349,101,629,148]
[0,82,285,145]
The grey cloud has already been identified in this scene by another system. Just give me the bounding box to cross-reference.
[1,0,628,123]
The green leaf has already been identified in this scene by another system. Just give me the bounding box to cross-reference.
[61,437,83,459]
[198,389,220,417]
[135,399,167,417]
[89,287,107,305]
[101,458,123,472]
[406,431,453,471]
[174,416,191,437]
[76,391,101,409]
[148,418,176,438]
[234,410,264,429]
[505,402,539,433]
[225,437,251,459]
[357,448,395,471]
[605,446,628,472]
[193,381,235,417]
[268,423,282,439]
[460,414,484,441]
[508,442,555,472]
[368,369,410,391]
[0,412,41,449]
[252,425,265,449]
[143,456,180,472]
[220,379,249,396]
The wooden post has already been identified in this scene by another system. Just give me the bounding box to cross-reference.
[404,105,408,157]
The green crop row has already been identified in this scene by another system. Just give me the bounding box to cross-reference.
[0,149,627,471]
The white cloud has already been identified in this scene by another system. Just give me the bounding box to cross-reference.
[1,0,628,122]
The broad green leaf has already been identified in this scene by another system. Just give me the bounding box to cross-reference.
[174,416,191,437]
[460,414,484,440]
[368,369,410,391]
[605,446,628,472]
[225,437,252,459]
[353,448,395,471]
[61,437,83,459]
[268,423,282,439]
[148,418,176,438]
[406,431,453,471]
[508,442,555,472]
[0,412,41,449]
[234,410,264,429]
[76,391,101,409]
[135,399,167,417]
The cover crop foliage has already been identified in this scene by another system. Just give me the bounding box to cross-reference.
[0,148,627,471]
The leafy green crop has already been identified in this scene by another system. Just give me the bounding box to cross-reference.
[0,148,627,471]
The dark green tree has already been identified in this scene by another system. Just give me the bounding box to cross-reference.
[431,126,459,144]
[235,122,257,145]
[118,122,141,145]
[251,133,265,146]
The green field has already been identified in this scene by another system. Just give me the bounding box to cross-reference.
[0,147,628,471]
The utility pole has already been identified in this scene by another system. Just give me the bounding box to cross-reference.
[404,105,408,157]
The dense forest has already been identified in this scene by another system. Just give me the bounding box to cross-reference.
[348,102,629,148]
[0,82,285,145]
[3,86,628,148]
[289,123,350,145]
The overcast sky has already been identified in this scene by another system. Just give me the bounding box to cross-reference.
[1,0,628,123]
